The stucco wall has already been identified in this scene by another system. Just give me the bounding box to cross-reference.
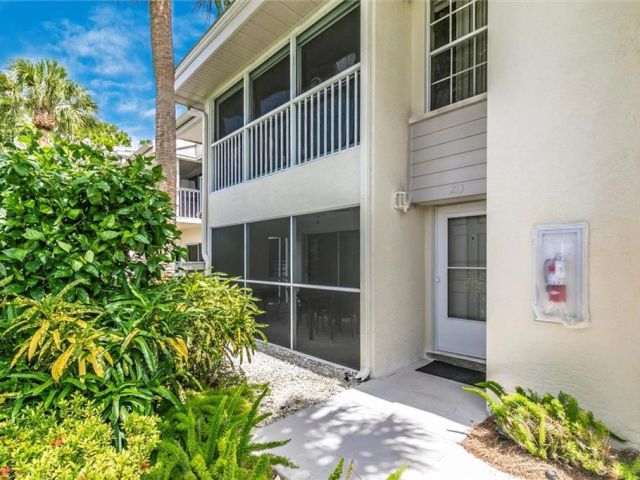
[365,0,426,377]
[487,1,640,444]
[178,222,203,245]
[207,148,360,227]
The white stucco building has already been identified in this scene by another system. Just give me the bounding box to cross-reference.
[175,0,640,445]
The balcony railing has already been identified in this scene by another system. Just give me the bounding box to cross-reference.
[178,187,201,219]
[211,64,361,192]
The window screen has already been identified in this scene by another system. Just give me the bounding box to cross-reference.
[299,5,360,93]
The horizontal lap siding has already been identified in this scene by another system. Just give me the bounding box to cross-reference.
[410,100,487,203]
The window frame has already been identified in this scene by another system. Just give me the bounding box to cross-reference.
[426,0,488,112]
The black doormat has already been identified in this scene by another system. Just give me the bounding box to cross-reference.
[416,360,485,386]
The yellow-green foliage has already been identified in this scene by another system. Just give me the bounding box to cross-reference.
[172,272,265,383]
[0,394,160,480]
[464,381,623,477]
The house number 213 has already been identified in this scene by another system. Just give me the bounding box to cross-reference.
[449,183,465,194]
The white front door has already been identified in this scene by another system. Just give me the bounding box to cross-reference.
[435,202,487,359]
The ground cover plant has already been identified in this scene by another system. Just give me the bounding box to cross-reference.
[0,394,160,480]
[144,385,295,480]
[464,381,639,479]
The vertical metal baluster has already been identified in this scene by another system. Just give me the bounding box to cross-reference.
[315,91,320,158]
[346,74,351,148]
[323,87,327,156]
[338,77,342,151]
[296,102,301,165]
[355,70,359,145]
[331,83,335,153]
[303,98,308,163]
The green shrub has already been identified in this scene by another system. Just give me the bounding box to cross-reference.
[0,275,265,446]
[171,272,265,383]
[0,130,182,301]
[0,282,190,446]
[0,394,159,480]
[464,381,621,477]
[144,384,295,480]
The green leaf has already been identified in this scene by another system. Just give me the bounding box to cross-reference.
[23,228,45,241]
[134,233,150,244]
[3,248,29,261]
[71,259,83,271]
[56,240,73,253]
[99,230,120,241]
[39,204,54,214]
[67,208,82,219]
[84,250,95,263]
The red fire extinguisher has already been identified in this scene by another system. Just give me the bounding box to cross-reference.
[544,254,566,303]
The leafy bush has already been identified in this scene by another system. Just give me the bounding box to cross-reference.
[0,394,159,480]
[465,381,622,477]
[0,274,265,446]
[171,272,265,383]
[0,282,191,446]
[144,384,295,480]
[0,130,182,301]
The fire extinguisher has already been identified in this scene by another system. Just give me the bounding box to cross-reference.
[544,254,566,303]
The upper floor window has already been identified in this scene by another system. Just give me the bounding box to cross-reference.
[215,83,243,140]
[251,49,290,120]
[429,0,487,110]
[298,2,360,93]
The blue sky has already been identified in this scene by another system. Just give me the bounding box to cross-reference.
[0,1,216,145]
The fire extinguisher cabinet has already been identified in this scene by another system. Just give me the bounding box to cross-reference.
[533,222,589,327]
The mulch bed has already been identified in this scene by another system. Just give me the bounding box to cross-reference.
[461,417,619,480]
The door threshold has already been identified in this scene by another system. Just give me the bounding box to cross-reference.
[426,350,486,373]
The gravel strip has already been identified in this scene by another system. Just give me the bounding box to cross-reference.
[236,342,360,425]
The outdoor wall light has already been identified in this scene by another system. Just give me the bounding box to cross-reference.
[393,190,410,213]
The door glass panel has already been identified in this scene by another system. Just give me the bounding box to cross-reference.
[447,214,486,322]
[447,215,486,267]
[448,269,486,321]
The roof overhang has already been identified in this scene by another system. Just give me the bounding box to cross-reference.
[175,0,323,109]
[176,111,203,144]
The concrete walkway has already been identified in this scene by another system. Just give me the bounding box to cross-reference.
[256,362,517,479]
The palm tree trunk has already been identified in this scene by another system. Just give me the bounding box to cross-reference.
[149,0,177,216]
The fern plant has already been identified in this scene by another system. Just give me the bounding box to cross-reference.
[144,384,295,480]
[327,458,405,480]
[464,380,623,477]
